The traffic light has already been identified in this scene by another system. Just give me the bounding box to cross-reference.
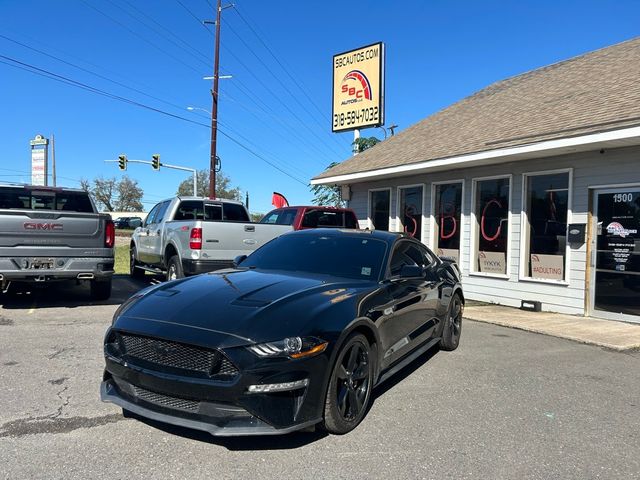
[151,154,161,171]
[118,154,127,171]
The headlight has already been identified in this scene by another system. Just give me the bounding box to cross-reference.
[248,336,328,359]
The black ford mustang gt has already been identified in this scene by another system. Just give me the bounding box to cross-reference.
[101,229,464,436]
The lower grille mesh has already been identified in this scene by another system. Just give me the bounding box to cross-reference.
[109,332,239,379]
[132,385,199,412]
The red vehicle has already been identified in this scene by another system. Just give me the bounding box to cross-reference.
[259,206,359,230]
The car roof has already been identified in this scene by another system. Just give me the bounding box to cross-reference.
[283,227,402,244]
[0,183,86,193]
[269,205,354,211]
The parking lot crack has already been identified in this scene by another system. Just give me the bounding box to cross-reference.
[0,413,125,438]
[47,346,72,360]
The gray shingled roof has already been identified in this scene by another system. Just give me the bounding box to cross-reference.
[314,37,640,181]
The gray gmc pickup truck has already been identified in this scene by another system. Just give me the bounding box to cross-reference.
[0,184,115,300]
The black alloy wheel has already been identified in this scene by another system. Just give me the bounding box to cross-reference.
[321,333,373,434]
[440,293,463,351]
[129,247,145,279]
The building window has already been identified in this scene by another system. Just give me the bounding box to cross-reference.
[523,171,570,281]
[369,189,390,231]
[398,185,423,240]
[473,177,510,275]
[433,182,463,263]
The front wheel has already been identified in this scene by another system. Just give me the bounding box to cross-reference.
[129,246,145,279]
[440,293,463,351]
[320,333,373,435]
[166,255,184,281]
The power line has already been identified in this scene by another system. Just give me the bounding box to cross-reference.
[173,0,344,160]
[225,10,345,152]
[0,55,308,185]
[79,0,205,75]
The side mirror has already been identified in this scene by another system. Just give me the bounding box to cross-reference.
[399,264,424,279]
[232,255,247,268]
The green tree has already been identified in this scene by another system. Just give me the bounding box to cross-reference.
[176,169,241,200]
[115,176,144,211]
[352,136,380,153]
[249,212,264,222]
[310,162,343,207]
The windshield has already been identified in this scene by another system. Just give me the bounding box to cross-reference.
[241,233,388,280]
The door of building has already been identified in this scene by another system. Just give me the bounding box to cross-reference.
[590,187,640,323]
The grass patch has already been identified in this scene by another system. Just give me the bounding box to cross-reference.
[115,229,133,238]
[115,244,130,275]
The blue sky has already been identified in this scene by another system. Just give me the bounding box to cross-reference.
[1,0,638,214]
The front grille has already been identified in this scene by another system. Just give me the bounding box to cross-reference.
[132,385,199,412]
[108,332,239,380]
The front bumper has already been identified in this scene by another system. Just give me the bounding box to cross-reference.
[101,336,329,436]
[100,380,319,436]
[0,256,114,283]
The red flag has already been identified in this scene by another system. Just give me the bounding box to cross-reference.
[272,192,289,208]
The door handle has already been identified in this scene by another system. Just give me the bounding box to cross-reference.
[156,229,161,235]
[244,225,255,232]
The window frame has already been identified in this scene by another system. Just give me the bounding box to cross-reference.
[367,187,392,231]
[519,168,573,286]
[386,238,435,279]
[470,174,513,279]
[395,183,426,241]
[430,179,465,265]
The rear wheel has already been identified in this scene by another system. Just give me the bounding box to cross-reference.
[129,246,145,279]
[321,333,373,435]
[90,279,112,300]
[440,293,463,351]
[166,255,184,281]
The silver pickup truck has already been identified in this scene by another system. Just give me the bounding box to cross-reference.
[130,196,291,280]
[0,184,115,299]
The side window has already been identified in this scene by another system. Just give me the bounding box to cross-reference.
[388,241,433,277]
[174,201,204,221]
[154,201,170,224]
[260,210,281,224]
[144,203,161,226]
[223,203,250,222]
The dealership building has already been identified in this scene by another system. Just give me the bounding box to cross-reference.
[313,37,640,323]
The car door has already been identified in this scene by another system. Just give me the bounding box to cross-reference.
[146,200,170,265]
[378,240,441,369]
[137,203,160,263]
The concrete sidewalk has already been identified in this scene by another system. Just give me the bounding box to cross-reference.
[464,303,640,351]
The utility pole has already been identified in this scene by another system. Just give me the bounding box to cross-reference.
[51,133,56,187]
[209,0,222,199]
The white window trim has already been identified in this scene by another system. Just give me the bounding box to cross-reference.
[430,179,465,266]
[470,174,513,279]
[395,183,426,241]
[519,168,573,286]
[367,187,392,231]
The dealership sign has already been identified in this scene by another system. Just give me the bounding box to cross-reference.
[478,251,506,274]
[30,134,49,186]
[332,42,385,132]
[531,254,564,280]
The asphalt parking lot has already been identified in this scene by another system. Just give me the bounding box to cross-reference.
[1,277,639,480]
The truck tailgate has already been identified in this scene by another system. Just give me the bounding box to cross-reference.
[0,209,109,254]
[199,222,292,260]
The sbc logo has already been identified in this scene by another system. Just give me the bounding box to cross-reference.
[340,70,372,101]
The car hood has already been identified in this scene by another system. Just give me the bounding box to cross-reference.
[114,269,376,348]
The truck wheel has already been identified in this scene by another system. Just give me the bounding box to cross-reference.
[90,279,112,301]
[129,246,145,279]
[166,255,184,281]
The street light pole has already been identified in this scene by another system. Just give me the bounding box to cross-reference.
[209,0,222,199]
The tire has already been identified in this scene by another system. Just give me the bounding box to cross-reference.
[166,255,184,281]
[320,333,373,435]
[129,246,145,279]
[440,293,463,351]
[90,279,112,300]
